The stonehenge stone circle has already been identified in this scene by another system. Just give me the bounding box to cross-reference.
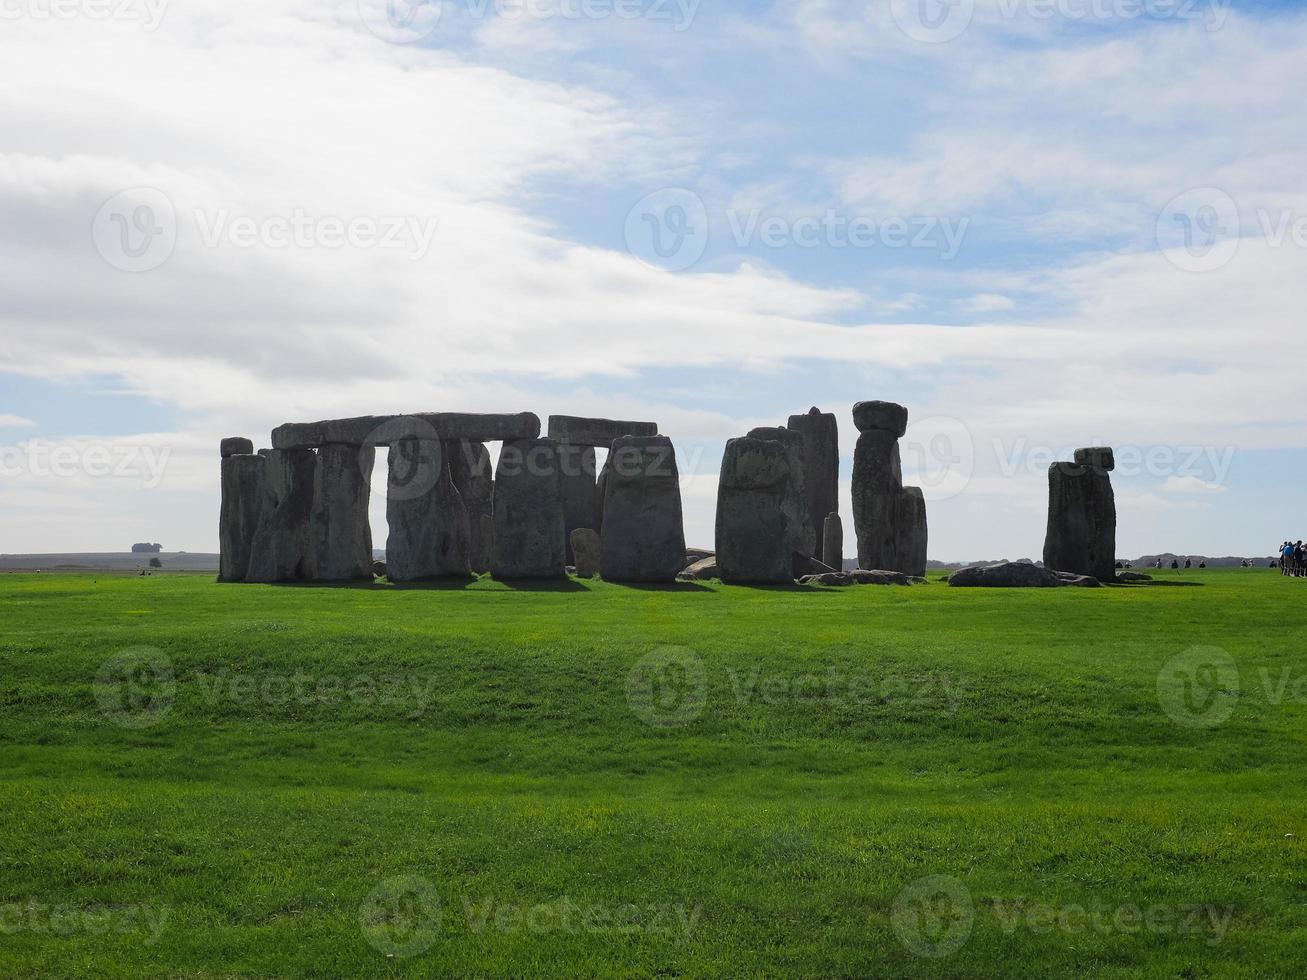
[571,528,601,578]
[746,425,813,558]
[246,447,315,582]
[218,449,266,582]
[448,440,494,573]
[385,439,472,581]
[600,435,686,583]
[715,435,794,584]
[822,512,843,571]
[850,401,927,577]
[558,443,598,563]
[220,436,254,458]
[309,443,375,581]
[1043,449,1116,582]
[492,438,567,579]
[786,407,839,554]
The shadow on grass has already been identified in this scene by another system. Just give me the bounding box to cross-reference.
[491,577,588,592]
[1112,578,1204,587]
[609,580,713,592]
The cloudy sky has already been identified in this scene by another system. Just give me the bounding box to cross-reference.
[2,0,1304,560]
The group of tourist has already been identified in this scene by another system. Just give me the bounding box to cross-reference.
[1279,541,1305,575]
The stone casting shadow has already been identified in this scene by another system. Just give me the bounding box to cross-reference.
[613,580,712,592]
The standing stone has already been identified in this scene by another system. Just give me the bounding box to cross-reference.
[448,440,493,573]
[822,512,843,571]
[571,528,601,579]
[715,436,793,584]
[851,426,902,571]
[786,407,839,555]
[385,439,472,581]
[559,443,599,563]
[492,438,566,579]
[309,443,374,581]
[1043,450,1116,582]
[246,448,315,582]
[746,426,812,558]
[219,450,265,582]
[898,486,928,577]
[600,435,686,583]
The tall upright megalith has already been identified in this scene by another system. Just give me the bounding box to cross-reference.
[309,443,374,581]
[218,440,265,583]
[715,435,794,584]
[786,407,839,556]
[822,512,843,571]
[492,438,567,579]
[1043,447,1116,582]
[448,440,493,573]
[386,438,472,581]
[600,435,686,582]
[746,426,812,560]
[246,447,315,582]
[850,400,927,576]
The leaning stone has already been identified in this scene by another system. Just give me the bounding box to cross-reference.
[1043,459,1116,582]
[851,428,902,572]
[246,448,316,582]
[822,512,844,570]
[852,400,908,437]
[747,425,813,558]
[491,438,567,579]
[786,407,839,550]
[220,436,254,458]
[448,440,494,573]
[385,439,472,581]
[715,436,793,584]
[600,435,686,583]
[1073,446,1115,471]
[272,412,540,450]
[219,453,266,582]
[547,415,658,447]
[571,528,601,579]
[308,443,375,581]
[558,443,599,563]
[678,556,718,580]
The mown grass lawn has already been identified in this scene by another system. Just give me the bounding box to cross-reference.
[1,568,1304,977]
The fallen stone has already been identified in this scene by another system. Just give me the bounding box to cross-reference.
[272,412,540,450]
[385,439,472,581]
[246,447,316,582]
[677,556,718,580]
[219,453,266,582]
[571,527,601,579]
[308,443,375,581]
[948,561,1058,587]
[822,512,843,571]
[220,436,254,458]
[492,438,567,579]
[799,568,921,586]
[715,436,793,584]
[786,407,839,552]
[852,400,908,437]
[685,547,714,562]
[547,415,658,447]
[792,552,837,577]
[1116,570,1153,582]
[448,440,494,573]
[600,435,686,582]
[1052,570,1102,587]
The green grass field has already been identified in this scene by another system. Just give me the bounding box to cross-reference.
[1,568,1304,977]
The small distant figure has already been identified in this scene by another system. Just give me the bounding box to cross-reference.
[1171,559,1179,569]
[1198,561,1206,568]
[1184,558,1192,569]
[1155,558,1163,569]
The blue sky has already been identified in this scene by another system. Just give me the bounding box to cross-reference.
[2,0,1305,558]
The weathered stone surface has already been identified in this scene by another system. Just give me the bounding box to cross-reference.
[715,436,793,584]
[1043,457,1116,582]
[372,560,387,578]
[571,527,600,578]
[385,439,472,581]
[1052,570,1102,587]
[220,436,254,458]
[448,441,494,573]
[272,412,540,450]
[685,547,714,562]
[479,514,494,573]
[678,556,718,580]
[949,561,1059,587]
[1073,446,1115,472]
[547,415,658,447]
[308,443,374,581]
[246,448,316,582]
[822,512,843,571]
[1117,570,1153,582]
[898,486,928,577]
[747,426,813,558]
[558,443,598,563]
[600,436,686,582]
[800,568,920,586]
[492,438,566,579]
[852,400,908,437]
[219,453,266,582]
[851,428,902,572]
[786,407,839,550]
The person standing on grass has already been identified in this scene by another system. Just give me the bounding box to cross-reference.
[1281,542,1293,575]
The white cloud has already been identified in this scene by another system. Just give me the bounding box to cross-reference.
[1162,475,1227,494]
[0,414,35,428]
